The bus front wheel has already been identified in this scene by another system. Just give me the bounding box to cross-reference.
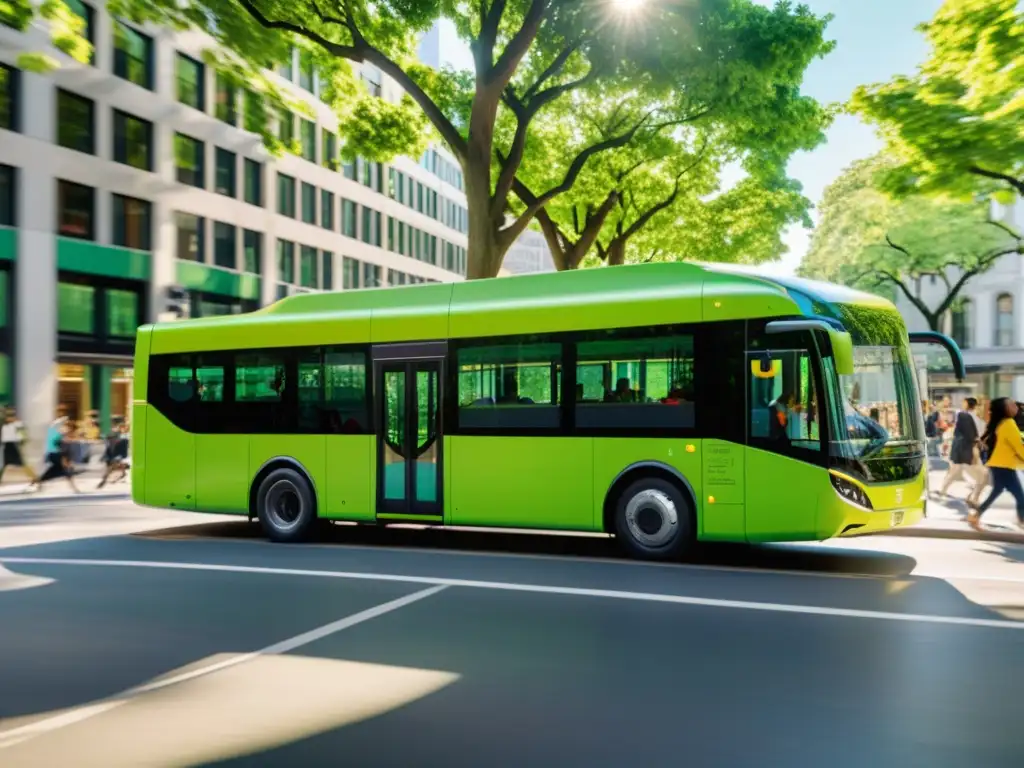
[614,477,692,561]
[256,468,316,543]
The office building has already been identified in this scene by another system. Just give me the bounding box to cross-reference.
[0,7,469,451]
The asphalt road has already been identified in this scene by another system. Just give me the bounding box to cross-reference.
[0,501,1022,767]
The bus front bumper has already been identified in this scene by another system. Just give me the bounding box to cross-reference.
[834,503,925,537]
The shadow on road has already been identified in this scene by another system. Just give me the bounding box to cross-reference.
[135,518,920,579]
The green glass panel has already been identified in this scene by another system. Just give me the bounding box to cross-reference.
[58,282,95,334]
[383,370,405,500]
[106,288,138,338]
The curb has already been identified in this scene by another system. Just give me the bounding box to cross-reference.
[865,525,1024,545]
[0,490,131,506]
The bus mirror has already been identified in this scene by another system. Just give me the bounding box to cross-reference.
[907,331,966,381]
[829,330,854,375]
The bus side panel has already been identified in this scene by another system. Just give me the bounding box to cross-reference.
[449,436,595,530]
[591,438,704,533]
[130,402,147,506]
[249,435,327,514]
[144,407,196,511]
[324,434,374,520]
[195,435,249,514]
[744,447,822,542]
[700,440,746,541]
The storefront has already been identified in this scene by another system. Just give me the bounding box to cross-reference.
[0,262,11,406]
[56,270,144,431]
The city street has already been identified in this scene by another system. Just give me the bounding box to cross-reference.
[0,500,1022,767]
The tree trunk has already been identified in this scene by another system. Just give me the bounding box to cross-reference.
[606,238,626,266]
[464,130,504,279]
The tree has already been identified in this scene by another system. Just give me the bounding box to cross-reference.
[800,155,1023,331]
[850,0,1023,200]
[8,0,833,278]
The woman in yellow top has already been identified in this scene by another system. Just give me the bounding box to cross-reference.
[968,397,1024,531]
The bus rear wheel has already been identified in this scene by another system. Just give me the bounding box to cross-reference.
[256,468,316,543]
[613,477,692,561]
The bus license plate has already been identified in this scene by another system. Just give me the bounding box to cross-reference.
[891,511,905,527]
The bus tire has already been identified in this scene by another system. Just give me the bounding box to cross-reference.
[256,468,317,543]
[613,477,692,561]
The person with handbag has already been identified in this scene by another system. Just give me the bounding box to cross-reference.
[939,397,986,503]
[968,397,1024,531]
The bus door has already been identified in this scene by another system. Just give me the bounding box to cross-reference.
[372,342,445,518]
[743,337,825,541]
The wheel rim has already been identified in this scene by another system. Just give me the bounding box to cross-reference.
[266,480,303,531]
[624,489,678,548]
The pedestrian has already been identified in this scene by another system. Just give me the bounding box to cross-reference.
[96,418,129,489]
[27,415,80,494]
[967,397,1024,531]
[0,407,39,487]
[939,397,987,503]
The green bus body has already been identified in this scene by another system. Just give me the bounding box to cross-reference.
[131,262,932,554]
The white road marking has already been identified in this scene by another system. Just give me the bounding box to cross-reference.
[0,584,447,749]
[2,556,1023,631]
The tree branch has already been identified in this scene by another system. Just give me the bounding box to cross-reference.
[236,0,358,57]
[488,0,548,91]
[522,41,582,101]
[876,270,936,325]
[986,218,1023,242]
[498,113,651,245]
[884,233,912,260]
[969,165,1024,196]
[476,0,508,71]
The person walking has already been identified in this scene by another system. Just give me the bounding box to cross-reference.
[26,415,80,494]
[0,407,39,487]
[968,397,1024,531]
[939,397,986,502]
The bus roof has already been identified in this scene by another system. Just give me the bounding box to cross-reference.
[145,261,894,355]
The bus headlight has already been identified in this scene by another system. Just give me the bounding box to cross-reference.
[830,474,873,510]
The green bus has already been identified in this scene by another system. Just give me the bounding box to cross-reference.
[130,262,963,560]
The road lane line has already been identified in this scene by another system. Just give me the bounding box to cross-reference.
[0,584,447,749]
[2,556,1023,630]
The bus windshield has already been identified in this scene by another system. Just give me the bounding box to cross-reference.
[836,344,922,457]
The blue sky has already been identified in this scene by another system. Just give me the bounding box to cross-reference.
[436,0,943,275]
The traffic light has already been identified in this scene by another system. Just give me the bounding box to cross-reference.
[166,285,191,320]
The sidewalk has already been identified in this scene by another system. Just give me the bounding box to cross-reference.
[0,465,131,504]
[880,468,1024,544]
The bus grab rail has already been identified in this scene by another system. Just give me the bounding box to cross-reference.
[907,331,967,381]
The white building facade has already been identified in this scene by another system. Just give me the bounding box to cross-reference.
[0,6,469,452]
[893,198,1024,401]
[502,229,555,274]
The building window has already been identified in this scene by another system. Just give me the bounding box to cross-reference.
[299,119,316,162]
[213,221,236,269]
[951,300,973,350]
[343,257,360,289]
[361,65,382,98]
[175,133,205,188]
[243,159,262,206]
[0,165,14,226]
[243,89,265,134]
[996,294,1014,347]
[322,251,333,290]
[300,245,318,288]
[277,239,295,283]
[58,282,96,334]
[0,64,17,132]
[457,341,562,429]
[113,110,153,171]
[214,72,237,125]
[301,182,316,225]
[175,212,204,262]
[277,173,296,217]
[361,207,382,247]
[342,199,357,238]
[243,229,262,274]
[342,159,356,180]
[277,109,293,147]
[112,193,151,250]
[57,180,95,240]
[321,190,334,230]
[277,49,294,81]
[215,147,236,197]
[176,53,204,110]
[298,49,314,91]
[322,130,337,169]
[56,89,94,154]
[112,21,153,90]
[106,288,139,338]
[362,262,381,288]
[360,160,382,193]
[66,0,95,65]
